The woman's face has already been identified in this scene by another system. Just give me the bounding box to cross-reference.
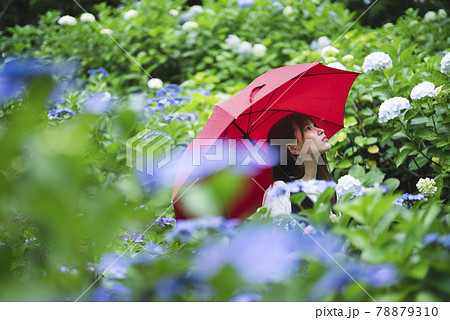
[290,120,331,156]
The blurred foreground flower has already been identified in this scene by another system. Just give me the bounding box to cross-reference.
[267,180,336,199]
[237,41,253,57]
[416,178,437,197]
[83,92,116,114]
[440,52,450,74]
[410,81,436,100]
[225,34,242,51]
[58,15,77,26]
[424,11,436,22]
[362,52,392,74]
[336,175,363,198]
[165,216,240,243]
[91,282,131,302]
[193,224,300,283]
[313,262,397,299]
[378,97,410,123]
[422,233,450,249]
[96,252,130,279]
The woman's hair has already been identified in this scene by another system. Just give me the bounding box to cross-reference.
[267,113,337,203]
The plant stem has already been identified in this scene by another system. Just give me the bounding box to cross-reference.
[427,100,439,135]
[381,70,395,95]
[378,150,420,178]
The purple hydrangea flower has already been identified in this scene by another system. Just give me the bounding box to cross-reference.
[123,230,144,243]
[24,238,37,245]
[143,241,168,256]
[47,107,76,119]
[87,67,109,78]
[155,216,176,227]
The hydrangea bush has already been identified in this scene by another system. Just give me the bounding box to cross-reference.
[0,0,449,302]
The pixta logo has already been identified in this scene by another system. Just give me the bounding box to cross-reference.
[126,129,171,175]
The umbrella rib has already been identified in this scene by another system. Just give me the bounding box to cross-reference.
[247,109,344,136]
[248,109,281,136]
[246,104,253,134]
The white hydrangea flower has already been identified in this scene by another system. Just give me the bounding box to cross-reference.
[440,52,450,74]
[188,5,204,16]
[378,97,410,123]
[342,54,354,63]
[438,9,447,18]
[321,45,339,57]
[303,10,309,18]
[58,15,77,26]
[362,52,392,73]
[80,13,95,23]
[317,36,332,50]
[182,21,199,31]
[424,11,436,22]
[327,62,346,71]
[252,44,267,57]
[225,34,241,50]
[383,22,394,28]
[169,9,179,16]
[283,6,294,17]
[237,41,253,57]
[124,9,139,21]
[416,178,437,197]
[336,175,363,198]
[410,81,436,100]
[324,57,336,64]
[147,78,163,89]
[100,29,113,35]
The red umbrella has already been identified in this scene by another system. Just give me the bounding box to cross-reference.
[172,62,359,221]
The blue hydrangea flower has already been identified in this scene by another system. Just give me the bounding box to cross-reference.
[313,262,397,299]
[144,241,168,256]
[83,92,115,114]
[96,252,130,279]
[47,107,76,120]
[160,113,199,122]
[156,84,184,97]
[193,224,301,284]
[237,0,254,10]
[422,233,450,248]
[229,292,262,302]
[393,193,427,206]
[87,67,109,78]
[138,130,170,142]
[193,88,210,96]
[91,282,131,302]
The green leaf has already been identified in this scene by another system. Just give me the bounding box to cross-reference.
[384,178,400,191]
[408,155,428,170]
[395,149,412,167]
[349,165,365,181]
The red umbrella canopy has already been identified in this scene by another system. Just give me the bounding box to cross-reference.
[172,62,359,221]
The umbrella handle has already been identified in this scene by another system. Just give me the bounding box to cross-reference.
[249,85,265,103]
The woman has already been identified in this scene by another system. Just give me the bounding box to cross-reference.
[262,112,337,219]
